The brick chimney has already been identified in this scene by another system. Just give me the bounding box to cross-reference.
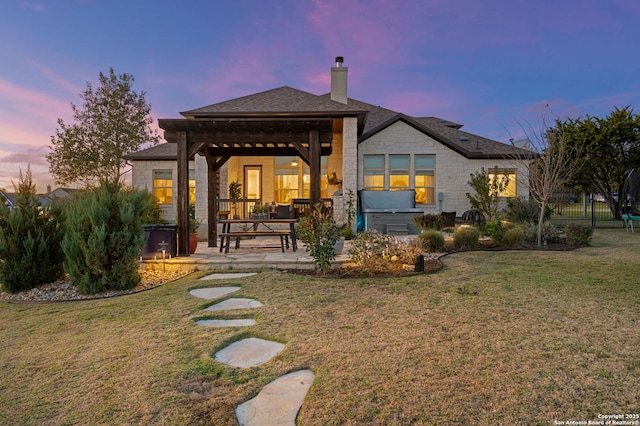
[331,56,348,104]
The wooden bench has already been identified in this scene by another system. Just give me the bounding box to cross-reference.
[219,231,292,253]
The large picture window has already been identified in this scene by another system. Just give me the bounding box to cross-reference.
[274,156,328,203]
[364,154,436,204]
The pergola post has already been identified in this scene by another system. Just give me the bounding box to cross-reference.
[177,131,190,256]
[205,153,218,247]
[309,129,321,210]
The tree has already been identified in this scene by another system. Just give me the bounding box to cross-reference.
[518,114,584,246]
[47,68,159,187]
[558,106,640,219]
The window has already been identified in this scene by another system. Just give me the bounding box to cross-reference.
[364,154,437,204]
[274,156,328,203]
[153,170,172,205]
[363,155,384,190]
[389,155,410,190]
[488,168,517,197]
[414,155,435,204]
[153,169,195,205]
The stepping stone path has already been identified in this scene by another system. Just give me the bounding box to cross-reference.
[196,319,257,327]
[236,370,315,426]
[214,337,285,368]
[189,286,240,299]
[189,273,314,424]
[205,298,263,311]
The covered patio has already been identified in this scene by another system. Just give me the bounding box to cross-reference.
[158,115,354,256]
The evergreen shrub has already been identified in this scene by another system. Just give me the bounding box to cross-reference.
[62,180,151,294]
[0,170,65,293]
[502,227,525,248]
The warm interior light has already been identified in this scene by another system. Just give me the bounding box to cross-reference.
[291,161,298,166]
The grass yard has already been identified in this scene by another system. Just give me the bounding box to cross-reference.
[1,229,639,425]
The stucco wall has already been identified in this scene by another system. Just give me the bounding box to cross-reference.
[358,121,529,216]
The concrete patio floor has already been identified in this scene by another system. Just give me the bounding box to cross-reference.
[140,237,353,273]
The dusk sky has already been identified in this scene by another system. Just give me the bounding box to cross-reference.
[1,0,639,192]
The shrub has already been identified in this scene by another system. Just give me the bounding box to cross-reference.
[564,223,593,246]
[295,206,340,272]
[349,230,394,268]
[413,213,444,231]
[524,222,562,244]
[502,227,525,248]
[391,237,424,265]
[339,224,356,240]
[453,226,480,249]
[0,169,65,293]
[418,230,445,252]
[62,180,151,295]
[483,220,506,243]
[505,196,553,224]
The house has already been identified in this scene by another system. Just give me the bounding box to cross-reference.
[126,57,531,254]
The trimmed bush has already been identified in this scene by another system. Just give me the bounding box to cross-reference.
[564,223,593,246]
[453,226,480,249]
[502,227,525,248]
[0,169,65,293]
[62,181,151,295]
[418,230,445,252]
[524,222,562,244]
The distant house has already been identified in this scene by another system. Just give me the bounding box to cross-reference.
[45,187,84,201]
[0,189,15,208]
[126,58,531,253]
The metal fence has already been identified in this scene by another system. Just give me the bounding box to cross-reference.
[547,190,632,229]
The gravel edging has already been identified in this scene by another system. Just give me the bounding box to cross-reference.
[0,270,189,303]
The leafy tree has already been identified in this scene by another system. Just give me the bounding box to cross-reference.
[47,68,159,187]
[0,167,65,292]
[558,106,640,218]
[465,167,510,221]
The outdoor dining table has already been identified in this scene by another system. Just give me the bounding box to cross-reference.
[218,218,299,253]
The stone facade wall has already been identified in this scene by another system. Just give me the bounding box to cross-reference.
[358,121,529,216]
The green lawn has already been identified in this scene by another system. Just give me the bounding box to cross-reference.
[1,229,639,425]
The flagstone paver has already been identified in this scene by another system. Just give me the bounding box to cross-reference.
[214,337,285,368]
[198,272,257,280]
[235,370,315,426]
[189,286,240,299]
[205,298,263,311]
[197,319,256,327]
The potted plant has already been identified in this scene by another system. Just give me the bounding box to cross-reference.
[250,203,270,220]
[188,204,200,254]
[229,180,242,219]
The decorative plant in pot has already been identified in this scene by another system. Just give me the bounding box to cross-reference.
[229,180,242,219]
[188,204,200,254]
[250,203,270,219]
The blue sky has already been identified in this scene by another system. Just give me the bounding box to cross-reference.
[1,0,639,191]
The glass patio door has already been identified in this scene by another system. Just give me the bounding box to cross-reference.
[244,166,262,216]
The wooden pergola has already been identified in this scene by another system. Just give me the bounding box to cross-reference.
[159,117,337,256]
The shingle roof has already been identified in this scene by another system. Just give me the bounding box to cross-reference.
[130,87,532,161]
[123,142,180,160]
[181,86,367,117]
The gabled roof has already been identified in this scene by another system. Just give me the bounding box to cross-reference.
[182,86,368,118]
[346,97,532,159]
